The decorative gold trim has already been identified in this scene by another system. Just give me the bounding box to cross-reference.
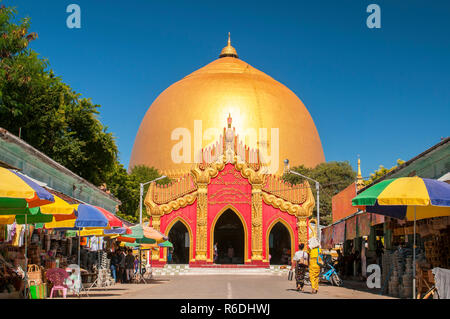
[191,159,226,185]
[209,204,249,262]
[297,216,308,247]
[262,192,305,216]
[251,188,263,260]
[146,186,197,218]
[195,186,208,261]
[265,218,295,264]
[235,158,265,185]
[308,218,318,238]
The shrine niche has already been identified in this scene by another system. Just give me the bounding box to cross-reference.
[144,115,315,267]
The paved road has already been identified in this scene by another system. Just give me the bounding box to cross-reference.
[70,274,393,299]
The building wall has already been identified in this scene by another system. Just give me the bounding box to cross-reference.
[332,182,358,223]
[154,163,301,266]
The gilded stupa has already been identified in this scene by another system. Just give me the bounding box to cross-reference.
[130,34,325,176]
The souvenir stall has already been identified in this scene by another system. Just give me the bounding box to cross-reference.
[352,176,450,299]
[0,222,26,298]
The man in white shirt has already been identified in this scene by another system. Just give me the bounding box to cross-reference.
[292,243,309,291]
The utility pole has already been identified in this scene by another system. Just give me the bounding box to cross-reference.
[284,159,321,242]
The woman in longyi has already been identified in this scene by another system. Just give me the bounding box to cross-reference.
[308,237,323,294]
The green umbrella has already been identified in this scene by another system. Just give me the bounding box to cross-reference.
[158,240,173,248]
[124,242,141,247]
[122,224,157,244]
[15,212,53,224]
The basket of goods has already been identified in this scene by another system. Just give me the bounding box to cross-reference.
[27,264,43,285]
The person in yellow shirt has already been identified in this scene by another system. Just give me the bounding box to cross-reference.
[309,245,323,294]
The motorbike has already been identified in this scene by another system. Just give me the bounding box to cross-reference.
[318,254,343,287]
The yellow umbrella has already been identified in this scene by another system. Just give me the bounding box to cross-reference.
[45,213,76,228]
[0,194,75,225]
[44,204,80,229]
[39,195,75,215]
[0,215,15,224]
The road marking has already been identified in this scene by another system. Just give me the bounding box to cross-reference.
[227,282,232,299]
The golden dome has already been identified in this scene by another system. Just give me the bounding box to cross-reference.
[130,37,325,175]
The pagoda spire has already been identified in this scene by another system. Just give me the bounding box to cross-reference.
[356,155,365,190]
[219,32,238,58]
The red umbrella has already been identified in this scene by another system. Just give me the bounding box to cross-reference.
[94,206,123,227]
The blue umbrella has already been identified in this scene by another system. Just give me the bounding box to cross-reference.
[74,204,108,228]
[73,204,108,269]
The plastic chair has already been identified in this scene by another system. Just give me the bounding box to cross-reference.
[65,264,82,296]
[46,268,69,299]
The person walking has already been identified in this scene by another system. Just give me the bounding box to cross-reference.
[291,243,309,292]
[308,239,323,294]
[109,250,119,283]
[167,248,173,264]
[125,249,135,283]
[116,249,126,283]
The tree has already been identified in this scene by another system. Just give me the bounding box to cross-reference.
[105,164,170,223]
[283,161,356,226]
[0,3,118,186]
[364,159,405,186]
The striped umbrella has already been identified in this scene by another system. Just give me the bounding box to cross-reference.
[0,168,54,213]
[74,204,109,228]
[93,206,123,227]
[12,194,76,224]
[352,177,450,220]
[352,176,450,298]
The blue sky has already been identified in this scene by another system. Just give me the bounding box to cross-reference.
[5,0,450,178]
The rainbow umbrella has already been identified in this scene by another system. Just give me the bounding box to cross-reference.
[93,206,123,227]
[0,168,54,213]
[122,224,164,244]
[77,226,131,237]
[0,215,15,224]
[74,204,109,228]
[352,177,450,220]
[352,176,450,299]
[13,194,76,224]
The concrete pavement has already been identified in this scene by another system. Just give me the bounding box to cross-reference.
[66,274,394,299]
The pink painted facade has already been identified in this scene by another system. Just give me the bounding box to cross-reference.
[146,117,315,267]
[151,163,313,267]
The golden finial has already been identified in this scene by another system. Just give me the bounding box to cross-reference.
[227,113,232,128]
[219,32,238,58]
[356,155,365,190]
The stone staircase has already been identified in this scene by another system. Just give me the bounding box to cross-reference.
[151,264,291,276]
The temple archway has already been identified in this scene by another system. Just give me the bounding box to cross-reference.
[166,219,191,264]
[212,208,246,264]
[267,219,294,265]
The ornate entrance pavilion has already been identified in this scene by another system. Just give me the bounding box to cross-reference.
[145,116,315,267]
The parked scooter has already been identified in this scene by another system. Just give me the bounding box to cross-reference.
[319,254,343,286]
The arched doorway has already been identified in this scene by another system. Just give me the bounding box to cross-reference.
[167,221,190,264]
[268,222,292,265]
[213,209,245,264]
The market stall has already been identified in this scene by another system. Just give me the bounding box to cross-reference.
[352,176,450,299]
